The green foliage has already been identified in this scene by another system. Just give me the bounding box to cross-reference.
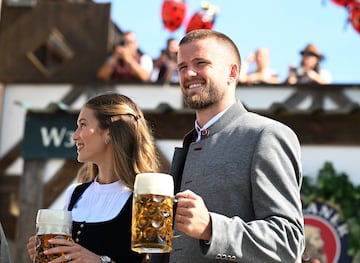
[301,162,360,257]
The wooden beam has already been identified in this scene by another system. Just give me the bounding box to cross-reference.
[0,175,19,239]
[0,175,20,192]
[145,110,360,145]
[15,160,46,263]
[43,160,82,208]
[263,112,360,145]
[145,110,195,140]
[0,141,22,171]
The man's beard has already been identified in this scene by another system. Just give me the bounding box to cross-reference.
[183,84,223,110]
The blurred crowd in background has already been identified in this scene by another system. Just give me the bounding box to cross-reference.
[96,31,332,86]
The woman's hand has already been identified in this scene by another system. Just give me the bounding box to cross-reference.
[26,235,36,261]
[43,238,100,263]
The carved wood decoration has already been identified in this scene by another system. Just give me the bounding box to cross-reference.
[26,28,75,77]
[0,1,110,83]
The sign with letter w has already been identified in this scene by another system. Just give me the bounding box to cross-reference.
[23,111,77,159]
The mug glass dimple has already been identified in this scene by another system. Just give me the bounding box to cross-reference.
[34,209,72,263]
[131,173,174,253]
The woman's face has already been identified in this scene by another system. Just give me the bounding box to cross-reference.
[301,53,319,69]
[72,107,109,164]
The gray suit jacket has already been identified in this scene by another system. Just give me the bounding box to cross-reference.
[163,101,304,263]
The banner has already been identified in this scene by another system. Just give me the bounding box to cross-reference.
[303,200,352,263]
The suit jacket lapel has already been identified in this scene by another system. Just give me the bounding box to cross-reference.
[170,129,196,193]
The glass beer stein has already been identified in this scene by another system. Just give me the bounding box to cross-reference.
[131,173,174,253]
[34,209,72,263]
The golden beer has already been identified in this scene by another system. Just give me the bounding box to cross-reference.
[34,234,72,263]
[34,209,72,263]
[131,194,173,253]
[131,173,174,253]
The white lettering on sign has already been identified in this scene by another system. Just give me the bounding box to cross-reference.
[40,127,75,148]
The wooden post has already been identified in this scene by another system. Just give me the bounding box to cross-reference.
[15,160,46,263]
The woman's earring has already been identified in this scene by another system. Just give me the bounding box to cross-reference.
[105,137,110,145]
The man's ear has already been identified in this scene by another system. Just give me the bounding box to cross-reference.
[228,64,239,84]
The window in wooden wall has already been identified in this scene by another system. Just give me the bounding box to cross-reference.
[27,28,74,77]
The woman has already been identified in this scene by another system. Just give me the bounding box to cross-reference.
[285,43,332,85]
[27,93,159,263]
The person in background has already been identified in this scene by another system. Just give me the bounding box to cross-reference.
[152,29,304,263]
[0,221,12,263]
[97,31,153,82]
[27,93,159,263]
[285,43,332,85]
[238,47,280,84]
[151,38,179,84]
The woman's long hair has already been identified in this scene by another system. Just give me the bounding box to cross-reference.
[77,93,159,189]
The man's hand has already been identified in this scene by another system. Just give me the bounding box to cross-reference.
[175,190,212,242]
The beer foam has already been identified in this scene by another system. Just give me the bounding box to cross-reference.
[134,173,174,196]
[36,209,72,235]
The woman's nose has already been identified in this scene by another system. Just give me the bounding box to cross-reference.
[72,129,79,140]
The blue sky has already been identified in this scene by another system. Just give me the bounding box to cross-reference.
[95,0,360,84]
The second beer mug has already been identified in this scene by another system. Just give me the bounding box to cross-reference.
[131,173,174,253]
[34,209,72,263]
